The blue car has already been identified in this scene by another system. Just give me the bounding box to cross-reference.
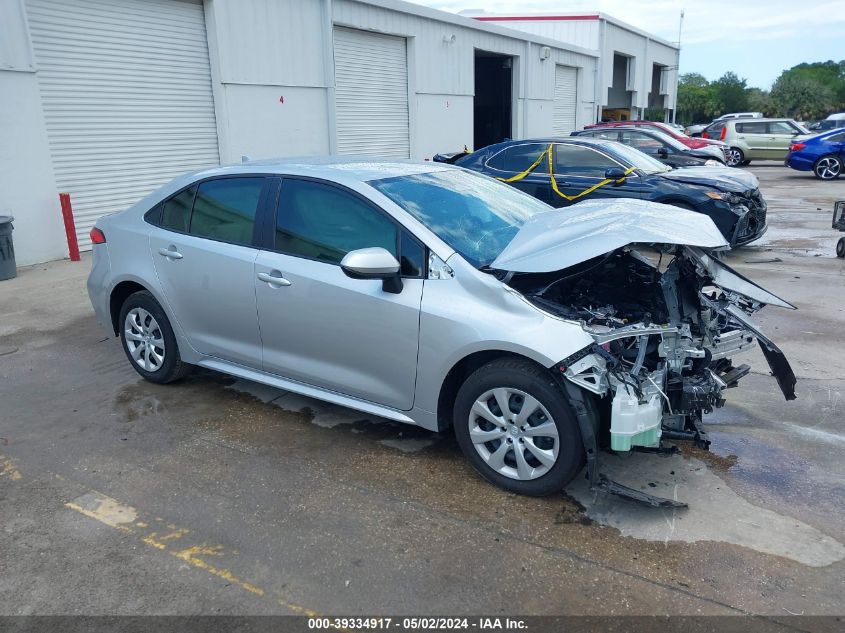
[435,137,767,246]
[786,128,845,180]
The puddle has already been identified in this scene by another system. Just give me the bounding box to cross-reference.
[566,451,845,567]
[226,378,440,453]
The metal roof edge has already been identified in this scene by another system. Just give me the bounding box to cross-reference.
[344,0,600,58]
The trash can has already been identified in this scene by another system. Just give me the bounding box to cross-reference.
[0,216,16,281]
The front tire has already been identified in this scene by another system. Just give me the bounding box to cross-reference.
[837,237,845,258]
[119,290,190,384]
[725,147,745,167]
[814,155,842,180]
[453,358,584,496]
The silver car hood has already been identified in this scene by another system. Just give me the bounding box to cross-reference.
[491,199,729,273]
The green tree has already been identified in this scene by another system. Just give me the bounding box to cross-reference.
[746,88,773,116]
[676,73,717,124]
[770,73,836,120]
[711,72,748,114]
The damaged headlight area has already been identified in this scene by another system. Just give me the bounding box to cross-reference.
[512,245,796,455]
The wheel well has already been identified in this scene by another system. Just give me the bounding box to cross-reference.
[436,350,538,432]
[109,281,148,335]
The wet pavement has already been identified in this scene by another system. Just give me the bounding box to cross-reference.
[0,163,844,619]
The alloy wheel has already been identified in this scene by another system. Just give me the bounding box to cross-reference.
[814,157,842,180]
[468,387,559,481]
[726,148,743,167]
[124,307,166,372]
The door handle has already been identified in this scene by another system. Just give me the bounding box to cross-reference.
[257,271,291,287]
[158,246,183,260]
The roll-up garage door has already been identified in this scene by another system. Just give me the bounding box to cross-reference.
[334,27,410,158]
[27,0,220,250]
[552,66,578,136]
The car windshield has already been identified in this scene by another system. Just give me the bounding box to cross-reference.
[643,129,689,151]
[606,143,673,174]
[369,169,551,268]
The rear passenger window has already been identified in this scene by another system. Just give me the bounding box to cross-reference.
[736,122,767,134]
[189,178,264,246]
[275,179,398,265]
[487,144,548,172]
[160,186,196,233]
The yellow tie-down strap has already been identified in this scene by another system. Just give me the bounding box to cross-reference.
[496,143,636,202]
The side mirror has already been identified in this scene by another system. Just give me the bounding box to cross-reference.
[340,247,403,294]
[605,167,627,182]
[657,147,669,157]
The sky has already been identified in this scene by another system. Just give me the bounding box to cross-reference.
[408,0,845,89]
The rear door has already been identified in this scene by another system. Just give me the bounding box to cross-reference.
[484,143,552,204]
[734,121,768,158]
[254,177,424,411]
[550,143,648,207]
[149,176,270,368]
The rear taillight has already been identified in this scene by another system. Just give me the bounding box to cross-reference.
[790,143,805,152]
[720,127,727,140]
[90,227,106,244]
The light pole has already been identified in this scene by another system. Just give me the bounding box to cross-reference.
[672,10,684,123]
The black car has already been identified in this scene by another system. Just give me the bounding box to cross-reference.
[434,138,766,246]
[572,126,727,168]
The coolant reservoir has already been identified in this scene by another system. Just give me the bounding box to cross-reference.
[610,389,663,451]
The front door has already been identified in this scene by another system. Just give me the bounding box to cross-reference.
[550,143,648,207]
[149,177,269,368]
[766,121,803,159]
[255,177,424,411]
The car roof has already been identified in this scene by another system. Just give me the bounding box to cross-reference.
[188,156,451,183]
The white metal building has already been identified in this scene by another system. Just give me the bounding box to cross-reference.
[1,0,604,266]
[471,13,680,124]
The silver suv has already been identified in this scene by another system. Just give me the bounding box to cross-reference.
[88,158,796,502]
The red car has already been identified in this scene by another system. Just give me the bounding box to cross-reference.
[584,120,726,151]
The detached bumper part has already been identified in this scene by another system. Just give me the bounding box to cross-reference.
[561,380,688,510]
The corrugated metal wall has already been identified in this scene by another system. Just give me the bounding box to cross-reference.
[27,0,220,249]
[334,27,410,157]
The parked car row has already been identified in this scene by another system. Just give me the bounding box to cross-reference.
[435,136,766,246]
[681,111,845,178]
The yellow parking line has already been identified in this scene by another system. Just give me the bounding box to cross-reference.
[0,455,22,481]
[63,490,324,616]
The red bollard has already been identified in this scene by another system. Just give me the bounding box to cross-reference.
[59,193,81,262]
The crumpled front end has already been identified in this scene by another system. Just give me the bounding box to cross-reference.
[510,245,796,454]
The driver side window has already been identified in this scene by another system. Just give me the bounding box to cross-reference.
[274,179,423,277]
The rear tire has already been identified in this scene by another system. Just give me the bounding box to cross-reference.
[814,155,842,180]
[726,147,745,167]
[453,358,584,496]
[119,290,191,384]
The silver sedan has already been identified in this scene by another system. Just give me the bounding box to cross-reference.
[88,158,794,501]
